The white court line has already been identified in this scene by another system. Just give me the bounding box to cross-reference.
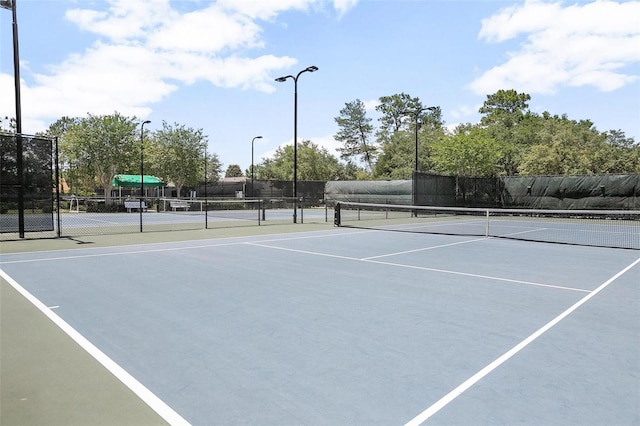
[0,228,365,264]
[0,240,250,264]
[362,238,486,260]
[404,255,640,426]
[498,227,549,237]
[246,242,590,293]
[0,268,191,426]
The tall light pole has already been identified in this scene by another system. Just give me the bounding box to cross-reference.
[204,144,208,228]
[1,0,24,237]
[251,136,262,198]
[275,65,318,223]
[410,106,436,173]
[140,120,151,232]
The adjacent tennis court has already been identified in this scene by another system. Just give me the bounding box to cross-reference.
[1,222,639,425]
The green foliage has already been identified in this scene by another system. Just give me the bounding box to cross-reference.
[375,93,422,141]
[254,140,358,181]
[479,89,531,128]
[206,153,223,183]
[518,115,640,175]
[364,89,637,177]
[225,164,244,177]
[333,99,377,171]
[372,104,445,179]
[431,126,503,176]
[373,131,414,179]
[51,112,139,199]
[146,121,208,197]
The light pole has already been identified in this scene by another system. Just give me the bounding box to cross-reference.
[1,0,24,237]
[251,135,263,198]
[140,120,151,232]
[410,106,436,173]
[204,144,208,228]
[275,65,318,223]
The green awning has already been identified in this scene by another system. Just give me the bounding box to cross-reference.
[112,174,164,187]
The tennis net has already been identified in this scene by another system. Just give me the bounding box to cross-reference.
[334,202,640,250]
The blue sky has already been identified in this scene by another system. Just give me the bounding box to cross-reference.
[1,0,639,172]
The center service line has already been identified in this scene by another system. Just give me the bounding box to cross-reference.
[404,256,640,426]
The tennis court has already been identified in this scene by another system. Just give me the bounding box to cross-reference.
[1,222,639,425]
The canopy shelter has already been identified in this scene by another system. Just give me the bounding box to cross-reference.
[112,174,163,187]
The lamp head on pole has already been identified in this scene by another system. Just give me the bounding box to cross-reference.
[305,65,318,73]
[0,1,13,10]
[275,76,289,82]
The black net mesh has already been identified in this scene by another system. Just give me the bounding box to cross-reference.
[0,134,54,233]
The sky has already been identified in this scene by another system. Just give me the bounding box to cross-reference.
[1,0,639,172]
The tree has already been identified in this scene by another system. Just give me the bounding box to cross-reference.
[146,121,207,197]
[0,116,16,132]
[371,94,445,177]
[518,115,640,175]
[254,140,351,181]
[430,125,503,177]
[373,131,414,179]
[53,112,139,201]
[334,99,376,172]
[205,152,223,183]
[479,89,531,128]
[375,93,422,141]
[477,90,535,175]
[225,164,243,178]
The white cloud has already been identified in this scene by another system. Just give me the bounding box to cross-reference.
[147,5,264,53]
[1,0,342,131]
[470,0,640,95]
[449,103,481,121]
[0,0,359,133]
[333,0,359,18]
[362,99,380,112]
[217,0,317,20]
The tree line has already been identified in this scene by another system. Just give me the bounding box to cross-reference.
[333,90,639,179]
[250,89,638,180]
[34,89,638,199]
[46,115,221,199]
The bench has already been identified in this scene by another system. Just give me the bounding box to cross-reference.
[124,200,147,212]
[170,200,190,211]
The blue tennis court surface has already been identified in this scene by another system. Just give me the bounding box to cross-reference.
[1,228,639,425]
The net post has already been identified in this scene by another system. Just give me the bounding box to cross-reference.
[485,209,490,237]
[204,197,208,229]
[258,199,261,225]
[334,202,341,226]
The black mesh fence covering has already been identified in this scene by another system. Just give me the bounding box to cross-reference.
[0,133,54,233]
[199,179,327,204]
[502,174,639,209]
[412,173,639,209]
[413,173,503,207]
[325,180,412,205]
